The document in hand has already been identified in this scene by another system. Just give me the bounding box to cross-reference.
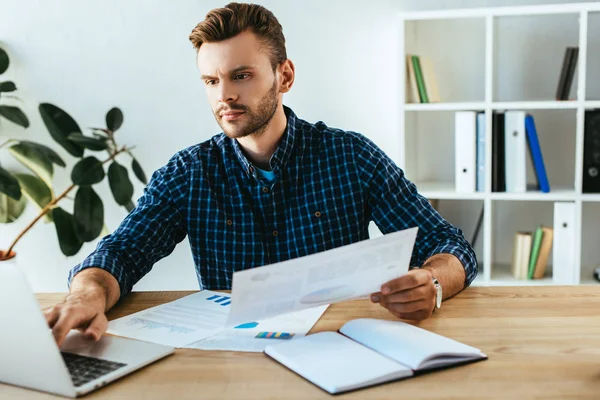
[264,318,487,394]
[226,227,418,327]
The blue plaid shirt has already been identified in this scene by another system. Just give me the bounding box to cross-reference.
[69,106,477,298]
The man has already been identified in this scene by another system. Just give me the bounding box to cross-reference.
[45,2,477,347]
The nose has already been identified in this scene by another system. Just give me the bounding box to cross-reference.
[217,80,238,104]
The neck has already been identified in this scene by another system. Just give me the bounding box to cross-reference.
[236,105,287,170]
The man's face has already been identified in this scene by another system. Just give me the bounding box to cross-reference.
[197,30,280,139]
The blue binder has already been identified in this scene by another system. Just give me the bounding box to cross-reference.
[525,114,550,193]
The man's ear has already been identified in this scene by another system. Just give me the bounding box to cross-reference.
[278,59,295,94]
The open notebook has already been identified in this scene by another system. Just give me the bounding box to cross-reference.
[264,318,487,394]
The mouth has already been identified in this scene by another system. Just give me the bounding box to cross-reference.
[220,111,245,121]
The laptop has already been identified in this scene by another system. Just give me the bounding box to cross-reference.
[0,262,174,398]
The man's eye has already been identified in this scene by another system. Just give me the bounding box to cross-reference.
[234,74,249,80]
[205,79,216,86]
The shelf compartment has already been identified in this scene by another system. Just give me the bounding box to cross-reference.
[493,13,580,102]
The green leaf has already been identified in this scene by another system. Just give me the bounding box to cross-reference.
[0,192,26,223]
[124,199,135,212]
[71,156,105,186]
[67,133,108,151]
[52,207,83,256]
[0,105,29,128]
[131,157,147,184]
[106,107,123,132]
[74,186,104,242]
[9,142,54,189]
[108,162,134,205]
[0,48,8,75]
[18,140,66,167]
[13,173,53,222]
[0,81,16,92]
[0,166,21,200]
[39,103,84,157]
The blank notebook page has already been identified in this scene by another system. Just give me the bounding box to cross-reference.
[264,331,412,394]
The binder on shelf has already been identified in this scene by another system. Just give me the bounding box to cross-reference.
[492,112,506,192]
[524,115,550,193]
[504,111,527,193]
[476,112,486,192]
[455,111,477,193]
[552,202,576,284]
[582,109,600,193]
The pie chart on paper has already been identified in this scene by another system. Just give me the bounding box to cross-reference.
[299,285,355,304]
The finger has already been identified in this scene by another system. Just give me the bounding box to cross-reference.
[392,309,431,322]
[44,306,61,328]
[83,313,108,341]
[388,299,426,315]
[383,284,432,304]
[381,270,429,295]
[52,310,93,347]
[370,292,382,303]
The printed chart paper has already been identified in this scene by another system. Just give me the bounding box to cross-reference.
[106,290,231,347]
[185,304,328,352]
[226,227,418,327]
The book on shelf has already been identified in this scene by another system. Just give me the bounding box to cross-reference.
[405,54,440,103]
[264,318,487,394]
[511,225,554,280]
[555,47,578,101]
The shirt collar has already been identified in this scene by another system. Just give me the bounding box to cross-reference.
[231,105,298,176]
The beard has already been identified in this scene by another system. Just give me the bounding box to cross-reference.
[214,79,279,139]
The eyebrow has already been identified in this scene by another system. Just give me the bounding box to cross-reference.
[200,65,256,80]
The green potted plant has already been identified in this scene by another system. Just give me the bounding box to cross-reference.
[0,47,147,263]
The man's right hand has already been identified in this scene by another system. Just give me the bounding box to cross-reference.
[43,267,120,347]
[44,287,109,347]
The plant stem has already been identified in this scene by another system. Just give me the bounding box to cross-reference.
[5,147,128,256]
[0,138,17,150]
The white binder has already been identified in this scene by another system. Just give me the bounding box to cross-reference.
[504,111,527,193]
[552,202,576,284]
[455,111,477,193]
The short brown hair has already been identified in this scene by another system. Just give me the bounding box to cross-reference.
[189,2,287,71]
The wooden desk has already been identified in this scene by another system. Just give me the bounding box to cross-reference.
[2,286,600,399]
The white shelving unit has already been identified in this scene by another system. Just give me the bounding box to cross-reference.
[398,2,600,286]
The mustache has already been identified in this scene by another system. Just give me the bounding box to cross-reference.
[217,104,247,114]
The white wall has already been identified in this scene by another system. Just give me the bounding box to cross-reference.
[0,0,400,292]
[1,0,597,292]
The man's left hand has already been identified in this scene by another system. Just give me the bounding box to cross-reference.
[370,268,436,321]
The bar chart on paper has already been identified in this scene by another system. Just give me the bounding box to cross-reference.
[206,294,231,306]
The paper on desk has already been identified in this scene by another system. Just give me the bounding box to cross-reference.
[184,304,329,352]
[226,227,418,327]
[106,290,230,347]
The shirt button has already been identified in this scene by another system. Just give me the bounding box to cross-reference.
[226,219,233,226]
[248,166,254,173]
[272,230,278,237]
[315,211,321,218]
[262,187,269,193]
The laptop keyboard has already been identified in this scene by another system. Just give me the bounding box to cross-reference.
[61,352,127,387]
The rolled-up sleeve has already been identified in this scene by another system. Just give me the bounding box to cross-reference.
[356,136,478,287]
[68,152,189,298]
